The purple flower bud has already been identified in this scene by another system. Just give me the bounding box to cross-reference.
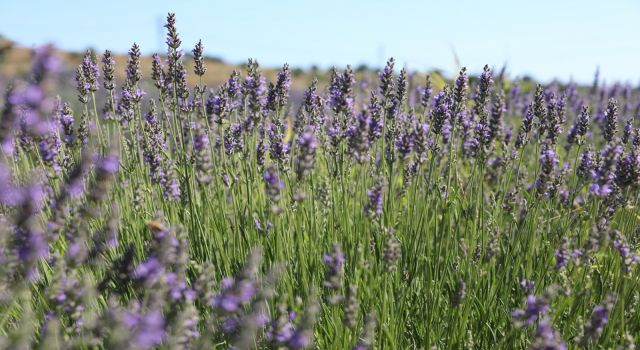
[364,176,384,218]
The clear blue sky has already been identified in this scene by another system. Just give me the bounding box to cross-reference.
[1,0,638,84]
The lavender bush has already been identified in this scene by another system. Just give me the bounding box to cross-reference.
[0,13,638,349]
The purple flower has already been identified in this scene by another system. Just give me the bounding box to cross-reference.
[567,105,590,146]
[192,39,206,76]
[579,294,616,345]
[31,44,61,83]
[511,289,556,327]
[268,122,289,163]
[452,67,468,115]
[265,64,291,112]
[612,233,639,273]
[554,239,571,270]
[160,160,181,201]
[487,91,505,144]
[535,145,558,196]
[125,43,142,86]
[395,127,414,161]
[212,276,258,313]
[589,144,622,198]
[295,130,318,179]
[322,243,345,291]
[122,309,166,349]
[347,110,372,163]
[530,317,566,350]
[520,279,535,294]
[264,164,284,209]
[81,50,99,92]
[192,121,213,184]
[364,177,384,218]
[329,66,355,118]
[102,50,116,92]
[431,89,452,137]
[288,330,312,349]
[38,126,62,172]
[577,148,595,180]
[224,123,244,154]
[603,98,618,143]
[133,258,165,284]
[221,316,240,334]
[615,150,640,188]
[142,106,165,183]
[242,59,267,122]
[420,75,432,110]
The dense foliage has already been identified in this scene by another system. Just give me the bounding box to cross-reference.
[0,13,638,349]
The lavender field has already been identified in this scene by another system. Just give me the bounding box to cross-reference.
[0,12,639,350]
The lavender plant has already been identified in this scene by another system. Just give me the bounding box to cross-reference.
[0,13,638,349]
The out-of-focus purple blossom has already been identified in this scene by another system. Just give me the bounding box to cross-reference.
[161,160,181,201]
[487,91,505,144]
[612,232,639,273]
[577,148,595,181]
[211,250,261,313]
[368,92,383,142]
[554,238,571,270]
[353,313,377,350]
[535,144,558,196]
[322,243,345,293]
[364,176,384,219]
[264,164,284,212]
[579,294,616,345]
[31,44,62,83]
[122,309,166,349]
[38,128,62,173]
[615,150,640,189]
[511,288,556,327]
[622,119,633,145]
[589,144,622,198]
[142,105,165,183]
[266,304,296,345]
[5,46,60,142]
[395,120,415,161]
[420,75,432,110]
[287,297,319,350]
[268,122,289,165]
[347,110,372,163]
[603,98,618,143]
[295,130,317,179]
[57,102,75,147]
[133,257,165,285]
[242,59,267,123]
[192,121,213,184]
[520,279,535,294]
[530,317,566,350]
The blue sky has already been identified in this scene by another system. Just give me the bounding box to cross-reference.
[1,0,639,83]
